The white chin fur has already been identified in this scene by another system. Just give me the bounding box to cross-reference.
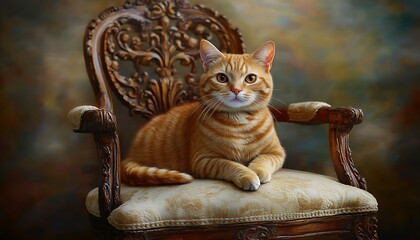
[223,99,251,108]
[221,92,254,109]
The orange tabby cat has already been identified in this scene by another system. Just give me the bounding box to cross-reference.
[121,40,285,191]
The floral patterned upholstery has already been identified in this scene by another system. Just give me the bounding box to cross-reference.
[85,169,377,230]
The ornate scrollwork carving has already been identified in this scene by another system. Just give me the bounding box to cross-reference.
[237,226,275,240]
[355,216,379,240]
[329,107,363,126]
[345,145,367,189]
[341,107,363,125]
[84,0,245,118]
[82,0,244,218]
[94,131,121,218]
[98,143,112,216]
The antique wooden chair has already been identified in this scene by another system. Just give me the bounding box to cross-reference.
[68,0,379,239]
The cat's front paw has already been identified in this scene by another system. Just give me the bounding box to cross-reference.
[232,173,260,191]
[250,167,272,184]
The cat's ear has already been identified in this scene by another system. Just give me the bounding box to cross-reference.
[200,40,224,71]
[251,41,275,72]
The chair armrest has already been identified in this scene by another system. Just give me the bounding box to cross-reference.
[67,105,116,133]
[68,105,121,218]
[269,101,363,126]
[270,101,367,190]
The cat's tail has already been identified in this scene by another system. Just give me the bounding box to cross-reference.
[121,160,193,186]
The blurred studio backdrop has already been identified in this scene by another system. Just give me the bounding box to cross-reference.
[1,0,419,239]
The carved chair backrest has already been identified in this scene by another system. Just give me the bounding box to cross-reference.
[84,0,245,119]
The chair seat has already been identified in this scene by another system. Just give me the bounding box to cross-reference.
[86,169,377,231]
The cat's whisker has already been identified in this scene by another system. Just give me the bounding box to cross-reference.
[251,99,282,129]
[190,101,207,117]
[200,103,214,122]
[250,95,271,111]
[190,97,218,117]
[204,101,221,122]
[197,98,216,121]
[269,96,288,106]
[267,103,283,116]
[191,100,211,117]
[267,105,282,129]
[198,102,216,122]
[199,98,220,123]
[252,96,284,127]
[250,101,266,112]
[271,114,282,130]
[208,99,224,120]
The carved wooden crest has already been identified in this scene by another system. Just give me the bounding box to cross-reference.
[84,0,245,118]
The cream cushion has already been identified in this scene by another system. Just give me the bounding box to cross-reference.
[86,169,377,230]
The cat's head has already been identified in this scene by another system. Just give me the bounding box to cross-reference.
[199,40,275,112]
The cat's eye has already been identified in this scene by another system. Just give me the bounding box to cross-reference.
[216,73,229,83]
[245,74,257,84]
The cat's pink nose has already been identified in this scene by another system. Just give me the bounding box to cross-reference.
[230,87,242,96]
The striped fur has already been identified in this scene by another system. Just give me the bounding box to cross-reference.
[121,40,285,191]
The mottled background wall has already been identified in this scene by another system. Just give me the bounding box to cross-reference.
[0,0,419,239]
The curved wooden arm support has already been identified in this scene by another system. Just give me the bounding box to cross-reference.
[74,109,121,219]
[270,105,367,190]
[328,108,367,190]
